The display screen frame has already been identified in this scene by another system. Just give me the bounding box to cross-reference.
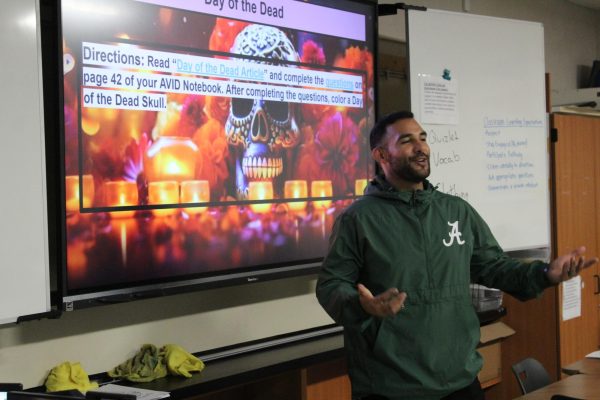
[52,0,378,309]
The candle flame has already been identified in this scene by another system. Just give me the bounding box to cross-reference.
[248,181,273,213]
[181,180,210,215]
[149,181,179,216]
[284,180,308,212]
[66,175,94,213]
[104,180,137,218]
[311,180,332,210]
[165,159,183,175]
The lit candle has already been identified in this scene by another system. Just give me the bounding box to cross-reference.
[145,136,198,183]
[148,181,180,217]
[65,174,94,213]
[248,181,273,214]
[284,180,308,212]
[104,181,138,218]
[311,180,333,210]
[180,180,210,215]
[355,179,368,196]
[110,218,135,267]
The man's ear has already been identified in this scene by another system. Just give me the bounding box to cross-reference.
[372,147,386,164]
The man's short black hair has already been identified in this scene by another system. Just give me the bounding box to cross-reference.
[369,111,414,150]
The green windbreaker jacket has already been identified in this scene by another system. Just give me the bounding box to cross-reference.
[316,177,551,400]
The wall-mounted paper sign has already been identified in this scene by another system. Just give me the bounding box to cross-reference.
[420,74,459,125]
[562,276,581,321]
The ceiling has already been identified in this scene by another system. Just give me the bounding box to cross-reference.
[566,0,600,9]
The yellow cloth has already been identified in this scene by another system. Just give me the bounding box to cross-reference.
[45,361,99,393]
[108,344,167,383]
[162,344,205,378]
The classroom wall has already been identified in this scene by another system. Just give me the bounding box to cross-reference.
[0,276,332,388]
[378,0,600,94]
[2,0,600,389]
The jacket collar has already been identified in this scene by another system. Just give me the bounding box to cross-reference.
[364,174,435,205]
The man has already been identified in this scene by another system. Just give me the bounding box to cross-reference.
[316,111,597,400]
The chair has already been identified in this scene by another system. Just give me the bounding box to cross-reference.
[511,357,551,394]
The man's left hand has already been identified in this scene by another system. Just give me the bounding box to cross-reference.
[546,246,599,284]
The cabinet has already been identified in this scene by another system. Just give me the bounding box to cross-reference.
[482,296,558,400]
[130,333,350,400]
[190,359,350,400]
[551,113,600,368]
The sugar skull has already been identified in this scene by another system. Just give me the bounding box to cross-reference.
[225,24,301,199]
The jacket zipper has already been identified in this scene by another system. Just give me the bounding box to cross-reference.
[412,190,434,289]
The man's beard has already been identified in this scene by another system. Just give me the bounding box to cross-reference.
[390,152,430,183]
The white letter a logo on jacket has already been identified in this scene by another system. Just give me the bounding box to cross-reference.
[443,221,466,247]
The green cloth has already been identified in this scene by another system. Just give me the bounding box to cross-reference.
[45,361,99,393]
[108,344,204,382]
[108,344,167,383]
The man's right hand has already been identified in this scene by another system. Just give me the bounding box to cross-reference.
[357,283,407,318]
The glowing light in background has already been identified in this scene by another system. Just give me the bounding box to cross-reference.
[355,179,368,196]
[311,180,332,210]
[65,175,94,213]
[148,181,179,217]
[145,136,198,183]
[104,181,138,218]
[284,180,308,212]
[181,180,210,215]
[248,182,273,214]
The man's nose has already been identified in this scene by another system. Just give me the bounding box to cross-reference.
[413,140,428,152]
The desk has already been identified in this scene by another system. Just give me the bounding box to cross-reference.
[126,333,346,399]
[514,374,600,399]
[26,332,347,400]
[28,312,506,399]
[562,358,600,375]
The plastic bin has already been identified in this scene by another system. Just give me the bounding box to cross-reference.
[470,284,503,312]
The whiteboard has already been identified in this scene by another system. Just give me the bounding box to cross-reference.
[0,0,51,324]
[408,9,550,251]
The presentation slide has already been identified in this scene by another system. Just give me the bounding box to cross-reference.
[61,0,375,294]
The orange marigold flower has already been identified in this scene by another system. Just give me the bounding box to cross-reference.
[294,125,318,180]
[179,95,207,137]
[301,40,326,65]
[300,104,335,125]
[193,118,230,196]
[151,101,182,139]
[206,95,231,124]
[334,47,374,118]
[209,18,250,53]
[314,112,359,195]
[334,46,374,87]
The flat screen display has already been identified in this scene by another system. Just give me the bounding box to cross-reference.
[60,0,376,305]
